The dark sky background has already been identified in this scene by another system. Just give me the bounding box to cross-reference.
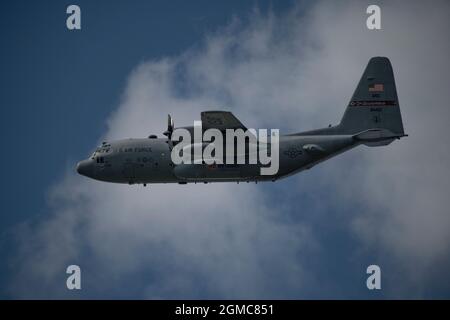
[0,0,294,232]
[0,0,301,298]
[1,0,449,299]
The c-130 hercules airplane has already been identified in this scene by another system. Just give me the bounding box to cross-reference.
[77,57,407,185]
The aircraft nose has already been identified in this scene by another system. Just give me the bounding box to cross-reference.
[76,160,93,177]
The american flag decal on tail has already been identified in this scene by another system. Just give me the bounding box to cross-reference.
[368,83,384,92]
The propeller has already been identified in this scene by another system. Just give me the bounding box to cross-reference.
[163,114,174,139]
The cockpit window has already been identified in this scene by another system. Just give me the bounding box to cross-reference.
[90,143,112,159]
[93,146,111,155]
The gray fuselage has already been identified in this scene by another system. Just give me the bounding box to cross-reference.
[76,57,407,185]
[76,133,357,184]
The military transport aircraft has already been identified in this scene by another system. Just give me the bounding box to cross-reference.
[76,57,407,185]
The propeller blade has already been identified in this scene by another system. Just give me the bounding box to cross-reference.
[163,114,174,139]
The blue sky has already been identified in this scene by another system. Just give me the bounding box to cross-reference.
[1,0,450,299]
[0,0,293,231]
[0,0,298,298]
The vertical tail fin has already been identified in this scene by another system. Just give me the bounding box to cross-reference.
[339,57,405,136]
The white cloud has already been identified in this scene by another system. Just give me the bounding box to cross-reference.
[8,0,450,298]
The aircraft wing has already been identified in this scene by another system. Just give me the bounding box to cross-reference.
[201,111,247,131]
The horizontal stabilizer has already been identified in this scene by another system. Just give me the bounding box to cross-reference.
[353,128,407,147]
